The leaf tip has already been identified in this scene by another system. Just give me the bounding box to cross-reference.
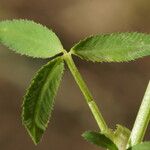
[24,123,44,145]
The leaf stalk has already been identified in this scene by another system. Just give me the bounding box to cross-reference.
[63,50,108,132]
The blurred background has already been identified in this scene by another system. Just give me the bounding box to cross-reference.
[0,0,150,149]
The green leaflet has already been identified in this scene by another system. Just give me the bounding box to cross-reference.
[82,131,118,150]
[71,33,150,62]
[0,19,63,58]
[128,142,150,150]
[22,57,64,144]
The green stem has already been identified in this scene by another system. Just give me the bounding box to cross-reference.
[129,81,150,146]
[63,51,108,132]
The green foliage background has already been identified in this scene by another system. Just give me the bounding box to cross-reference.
[0,0,150,150]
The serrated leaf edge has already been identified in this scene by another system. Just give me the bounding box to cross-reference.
[21,56,65,144]
[0,19,64,59]
[70,32,150,63]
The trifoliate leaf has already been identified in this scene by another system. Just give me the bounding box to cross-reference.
[0,19,63,58]
[127,142,150,150]
[22,57,64,144]
[82,131,118,150]
[71,33,150,62]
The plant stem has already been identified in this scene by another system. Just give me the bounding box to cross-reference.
[129,81,150,146]
[63,51,108,132]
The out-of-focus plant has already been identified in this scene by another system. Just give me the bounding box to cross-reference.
[0,19,150,150]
